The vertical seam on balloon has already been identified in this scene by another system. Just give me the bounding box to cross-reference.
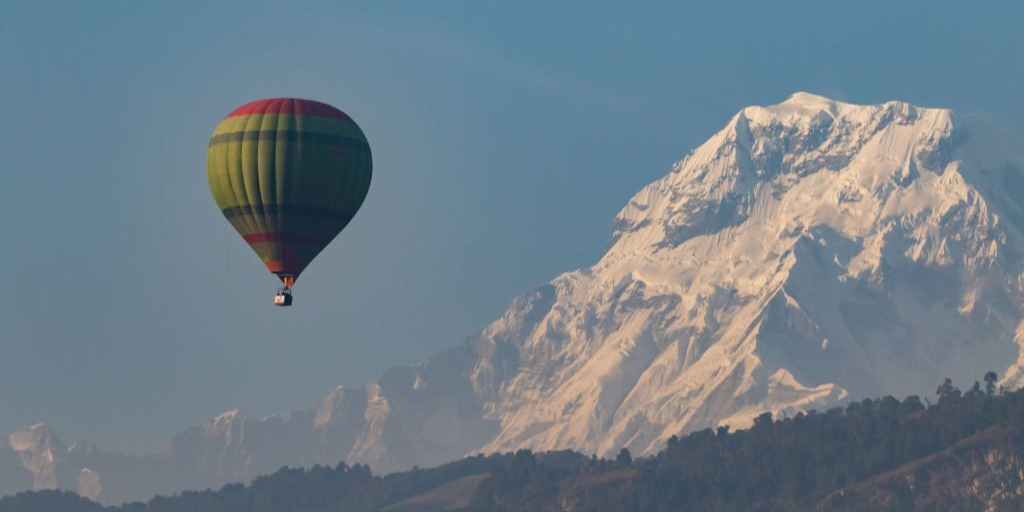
[223,119,253,236]
[284,99,300,271]
[257,101,275,250]
[243,106,268,243]
[285,99,298,241]
[270,105,283,236]
[261,108,273,236]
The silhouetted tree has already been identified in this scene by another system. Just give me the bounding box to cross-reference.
[985,371,999,396]
[616,448,632,466]
[937,377,960,402]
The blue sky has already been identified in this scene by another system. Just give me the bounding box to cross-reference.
[1,2,1021,452]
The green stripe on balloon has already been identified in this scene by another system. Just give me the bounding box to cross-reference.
[220,205,355,222]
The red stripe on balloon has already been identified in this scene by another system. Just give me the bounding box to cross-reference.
[243,232,326,245]
[226,98,351,120]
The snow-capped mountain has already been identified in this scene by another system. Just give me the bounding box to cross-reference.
[7,92,1024,504]
[472,91,1024,456]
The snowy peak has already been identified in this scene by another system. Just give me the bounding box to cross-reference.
[611,93,962,257]
[743,91,950,132]
[8,423,65,490]
[314,386,363,430]
[7,423,63,455]
[781,90,836,108]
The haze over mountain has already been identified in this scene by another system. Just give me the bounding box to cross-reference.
[5,93,1024,504]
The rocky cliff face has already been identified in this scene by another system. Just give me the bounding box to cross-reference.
[0,433,33,496]
[7,93,1024,504]
[8,424,70,492]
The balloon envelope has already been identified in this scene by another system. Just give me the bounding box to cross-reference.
[207,98,372,283]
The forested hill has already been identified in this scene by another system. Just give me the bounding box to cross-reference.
[6,375,1024,512]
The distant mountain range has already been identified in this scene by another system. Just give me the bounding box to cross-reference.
[5,92,1024,505]
[6,377,1024,511]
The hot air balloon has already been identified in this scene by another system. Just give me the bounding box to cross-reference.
[207,98,372,306]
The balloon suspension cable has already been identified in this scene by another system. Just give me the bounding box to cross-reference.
[282,275,295,290]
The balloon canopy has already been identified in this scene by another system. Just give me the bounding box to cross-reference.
[207,98,372,293]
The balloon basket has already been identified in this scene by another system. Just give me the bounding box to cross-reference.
[273,289,293,307]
